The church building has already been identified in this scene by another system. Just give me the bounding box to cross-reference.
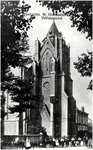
[4,22,77,138]
[23,21,77,138]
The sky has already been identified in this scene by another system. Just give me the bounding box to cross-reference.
[14,0,92,119]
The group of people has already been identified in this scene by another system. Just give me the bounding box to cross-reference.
[3,135,92,149]
[20,136,93,149]
[42,136,92,148]
[12,137,31,149]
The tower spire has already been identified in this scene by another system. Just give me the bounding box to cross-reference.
[46,21,59,37]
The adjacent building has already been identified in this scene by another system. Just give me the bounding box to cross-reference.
[76,106,89,137]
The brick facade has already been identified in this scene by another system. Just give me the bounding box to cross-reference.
[4,22,79,138]
[31,22,77,137]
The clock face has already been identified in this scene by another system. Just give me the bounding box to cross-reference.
[43,82,50,90]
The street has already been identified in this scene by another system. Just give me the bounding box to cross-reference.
[19,148,92,150]
[2,147,93,150]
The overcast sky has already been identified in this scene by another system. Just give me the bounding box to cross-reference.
[14,0,92,119]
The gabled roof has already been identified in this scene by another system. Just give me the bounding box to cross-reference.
[46,21,59,37]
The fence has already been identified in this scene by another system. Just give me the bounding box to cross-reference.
[2,134,43,148]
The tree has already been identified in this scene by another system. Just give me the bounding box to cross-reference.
[1,0,35,83]
[1,94,6,120]
[5,74,39,116]
[1,0,35,121]
[38,1,92,39]
[1,93,6,137]
[74,51,92,90]
[4,67,42,135]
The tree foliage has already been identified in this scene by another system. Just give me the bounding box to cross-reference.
[74,52,92,90]
[74,52,92,77]
[38,1,92,39]
[5,73,40,116]
[1,0,35,83]
[1,0,35,119]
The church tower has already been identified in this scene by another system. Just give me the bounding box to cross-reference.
[34,21,76,137]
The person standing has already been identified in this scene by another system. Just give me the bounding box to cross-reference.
[25,138,31,150]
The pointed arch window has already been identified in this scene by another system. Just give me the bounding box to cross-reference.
[49,57,55,72]
[43,58,45,75]
[49,57,52,73]
[46,53,49,75]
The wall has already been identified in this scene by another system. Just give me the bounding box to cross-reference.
[4,120,19,135]
[2,134,41,147]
